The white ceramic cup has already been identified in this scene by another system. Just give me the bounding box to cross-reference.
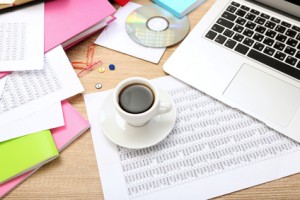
[113,77,172,127]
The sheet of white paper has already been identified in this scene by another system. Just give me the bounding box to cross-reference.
[0,45,84,127]
[0,102,64,142]
[94,2,166,64]
[85,76,300,200]
[0,76,7,98]
[0,3,44,71]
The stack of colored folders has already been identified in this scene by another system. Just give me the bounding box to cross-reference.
[0,101,90,197]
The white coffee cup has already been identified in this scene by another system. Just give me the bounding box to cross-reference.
[113,77,172,127]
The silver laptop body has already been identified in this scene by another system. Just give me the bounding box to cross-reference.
[164,0,300,141]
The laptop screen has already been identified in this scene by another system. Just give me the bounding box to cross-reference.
[254,0,300,18]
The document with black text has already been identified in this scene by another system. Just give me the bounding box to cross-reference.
[85,76,300,200]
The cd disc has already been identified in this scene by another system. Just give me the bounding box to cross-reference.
[125,4,190,48]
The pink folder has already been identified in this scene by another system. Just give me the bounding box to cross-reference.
[0,72,10,78]
[45,0,116,52]
[0,100,90,198]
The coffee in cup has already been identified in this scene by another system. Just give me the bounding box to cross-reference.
[119,83,154,114]
[113,77,172,126]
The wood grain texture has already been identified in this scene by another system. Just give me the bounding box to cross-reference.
[5,0,300,199]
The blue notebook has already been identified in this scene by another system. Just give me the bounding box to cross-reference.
[152,0,206,18]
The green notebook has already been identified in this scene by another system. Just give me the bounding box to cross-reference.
[0,130,59,184]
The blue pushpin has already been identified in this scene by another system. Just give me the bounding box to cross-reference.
[109,64,115,71]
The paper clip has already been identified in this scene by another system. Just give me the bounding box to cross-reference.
[76,60,103,77]
[71,44,102,77]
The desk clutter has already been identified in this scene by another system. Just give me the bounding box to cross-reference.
[0,101,90,197]
[2,0,300,199]
[0,0,114,197]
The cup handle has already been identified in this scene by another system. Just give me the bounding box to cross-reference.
[157,101,172,115]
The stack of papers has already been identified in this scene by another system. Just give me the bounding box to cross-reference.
[0,46,84,138]
[0,0,116,140]
[0,0,116,197]
[0,45,85,193]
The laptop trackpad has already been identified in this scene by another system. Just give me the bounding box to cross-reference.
[223,64,300,127]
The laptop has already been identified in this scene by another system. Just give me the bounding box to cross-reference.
[163,0,300,141]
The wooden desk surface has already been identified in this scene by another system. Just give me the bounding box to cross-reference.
[5,0,300,199]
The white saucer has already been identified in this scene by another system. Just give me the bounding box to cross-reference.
[99,90,176,149]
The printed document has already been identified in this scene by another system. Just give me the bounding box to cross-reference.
[0,76,7,97]
[0,45,84,127]
[0,3,44,71]
[85,76,300,200]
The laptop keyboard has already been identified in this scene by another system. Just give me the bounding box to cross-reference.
[204,1,300,80]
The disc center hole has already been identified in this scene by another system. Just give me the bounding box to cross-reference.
[146,16,169,32]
